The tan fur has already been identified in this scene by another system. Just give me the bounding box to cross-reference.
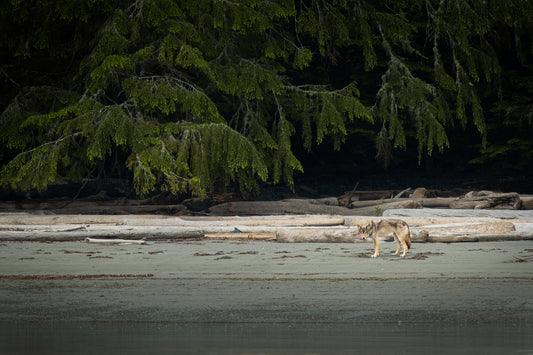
[359,219,411,258]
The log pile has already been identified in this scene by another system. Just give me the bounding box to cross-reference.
[449,191,521,209]
[1,212,532,243]
[0,186,531,217]
[205,189,532,216]
[2,185,532,243]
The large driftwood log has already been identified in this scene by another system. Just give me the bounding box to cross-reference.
[0,213,345,227]
[520,196,533,210]
[206,199,361,216]
[349,217,529,243]
[449,191,521,209]
[415,221,516,235]
[424,233,533,242]
[338,190,400,203]
[415,197,457,208]
[0,225,205,241]
[275,225,430,243]
[204,232,276,240]
[384,208,533,219]
[349,200,422,215]
[276,227,359,243]
[349,197,454,209]
[178,215,346,227]
[85,237,147,244]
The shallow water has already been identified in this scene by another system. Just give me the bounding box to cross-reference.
[2,322,532,355]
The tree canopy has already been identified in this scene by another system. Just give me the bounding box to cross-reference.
[1,0,532,197]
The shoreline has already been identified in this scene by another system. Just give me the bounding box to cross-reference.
[1,238,532,324]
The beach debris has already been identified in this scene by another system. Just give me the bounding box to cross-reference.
[85,237,147,245]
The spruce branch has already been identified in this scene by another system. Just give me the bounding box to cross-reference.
[15,133,82,156]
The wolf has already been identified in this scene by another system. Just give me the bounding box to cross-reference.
[359,219,411,258]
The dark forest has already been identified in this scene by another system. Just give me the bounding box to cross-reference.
[1,0,532,199]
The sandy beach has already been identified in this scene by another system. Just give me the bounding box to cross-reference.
[1,238,532,324]
[2,227,533,354]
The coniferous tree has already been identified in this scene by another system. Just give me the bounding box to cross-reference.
[1,0,532,196]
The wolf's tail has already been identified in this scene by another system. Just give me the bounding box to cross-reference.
[405,233,412,249]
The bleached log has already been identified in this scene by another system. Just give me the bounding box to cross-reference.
[2,211,533,243]
[349,197,455,209]
[394,187,412,199]
[349,200,422,215]
[414,197,457,208]
[0,213,346,227]
[425,233,533,242]
[409,187,427,198]
[276,227,359,243]
[0,225,205,241]
[204,232,276,240]
[411,230,429,242]
[449,192,521,209]
[384,208,533,219]
[177,215,345,227]
[0,224,89,232]
[206,199,359,216]
[275,227,429,243]
[415,221,516,235]
[85,237,147,245]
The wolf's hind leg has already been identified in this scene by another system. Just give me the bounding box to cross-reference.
[392,233,402,255]
[400,240,408,257]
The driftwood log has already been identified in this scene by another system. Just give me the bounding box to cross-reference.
[449,191,521,209]
[207,199,359,216]
[179,215,346,227]
[2,189,531,220]
[521,196,533,210]
[276,227,359,243]
[207,198,426,216]
[348,199,423,215]
[276,227,430,243]
[1,210,533,243]
[85,237,147,245]
[384,208,533,219]
[204,232,276,240]
[0,214,345,227]
[423,233,533,242]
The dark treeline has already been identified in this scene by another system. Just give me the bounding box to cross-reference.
[1,0,532,198]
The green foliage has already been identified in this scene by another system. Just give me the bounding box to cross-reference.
[1,0,532,196]
[286,82,371,151]
[373,54,450,163]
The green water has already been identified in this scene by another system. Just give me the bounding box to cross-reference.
[2,322,532,354]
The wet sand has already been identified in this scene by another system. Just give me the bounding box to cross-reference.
[1,239,532,324]
[2,239,533,353]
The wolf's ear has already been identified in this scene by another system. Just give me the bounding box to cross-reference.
[371,221,376,229]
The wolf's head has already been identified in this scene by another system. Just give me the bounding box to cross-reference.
[359,221,376,240]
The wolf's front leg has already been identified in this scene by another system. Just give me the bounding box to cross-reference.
[372,238,380,258]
